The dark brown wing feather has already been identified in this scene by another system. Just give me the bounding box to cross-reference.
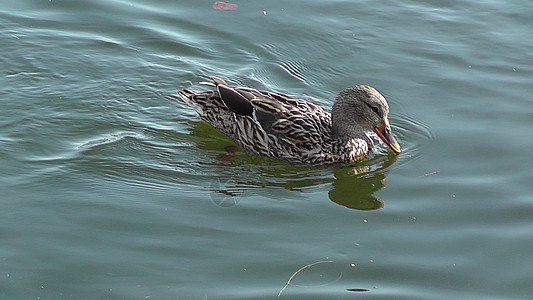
[216,84,254,116]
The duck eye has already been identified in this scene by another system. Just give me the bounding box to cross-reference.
[371,106,380,116]
[361,101,382,117]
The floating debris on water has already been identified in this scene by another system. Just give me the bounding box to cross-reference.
[212,1,237,10]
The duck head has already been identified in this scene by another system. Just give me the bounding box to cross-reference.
[332,85,401,154]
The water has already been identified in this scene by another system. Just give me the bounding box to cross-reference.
[1,0,532,299]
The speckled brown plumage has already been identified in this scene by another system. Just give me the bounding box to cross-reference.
[174,76,400,165]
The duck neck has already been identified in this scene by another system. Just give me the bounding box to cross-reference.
[330,93,375,151]
[331,123,373,149]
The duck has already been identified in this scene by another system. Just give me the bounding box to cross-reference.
[174,76,401,165]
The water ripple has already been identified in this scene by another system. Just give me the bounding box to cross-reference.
[278,60,321,86]
[76,132,139,151]
[390,112,434,169]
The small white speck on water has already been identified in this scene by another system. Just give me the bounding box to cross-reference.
[452,194,456,198]
[350,263,356,268]
[243,268,247,271]
[369,259,374,263]
[41,285,44,289]
[262,10,267,15]
[413,217,417,220]
[513,68,516,72]
[363,219,368,223]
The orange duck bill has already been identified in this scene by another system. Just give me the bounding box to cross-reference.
[373,124,401,154]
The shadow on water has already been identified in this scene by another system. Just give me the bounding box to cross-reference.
[190,121,400,210]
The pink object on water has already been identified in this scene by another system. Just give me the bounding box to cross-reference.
[212,1,238,10]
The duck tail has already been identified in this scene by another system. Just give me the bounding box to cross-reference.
[199,76,227,87]
[171,76,229,116]
[172,89,206,116]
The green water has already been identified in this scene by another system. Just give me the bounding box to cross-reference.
[1,0,532,299]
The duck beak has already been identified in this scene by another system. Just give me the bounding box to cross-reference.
[373,124,401,154]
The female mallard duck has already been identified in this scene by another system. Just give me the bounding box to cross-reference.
[175,76,401,165]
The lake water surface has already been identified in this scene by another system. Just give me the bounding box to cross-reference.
[1,0,533,299]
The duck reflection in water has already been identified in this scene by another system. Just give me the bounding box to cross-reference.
[328,152,398,210]
[188,121,399,211]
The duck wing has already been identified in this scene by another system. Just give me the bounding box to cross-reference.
[176,76,333,162]
[212,77,331,144]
